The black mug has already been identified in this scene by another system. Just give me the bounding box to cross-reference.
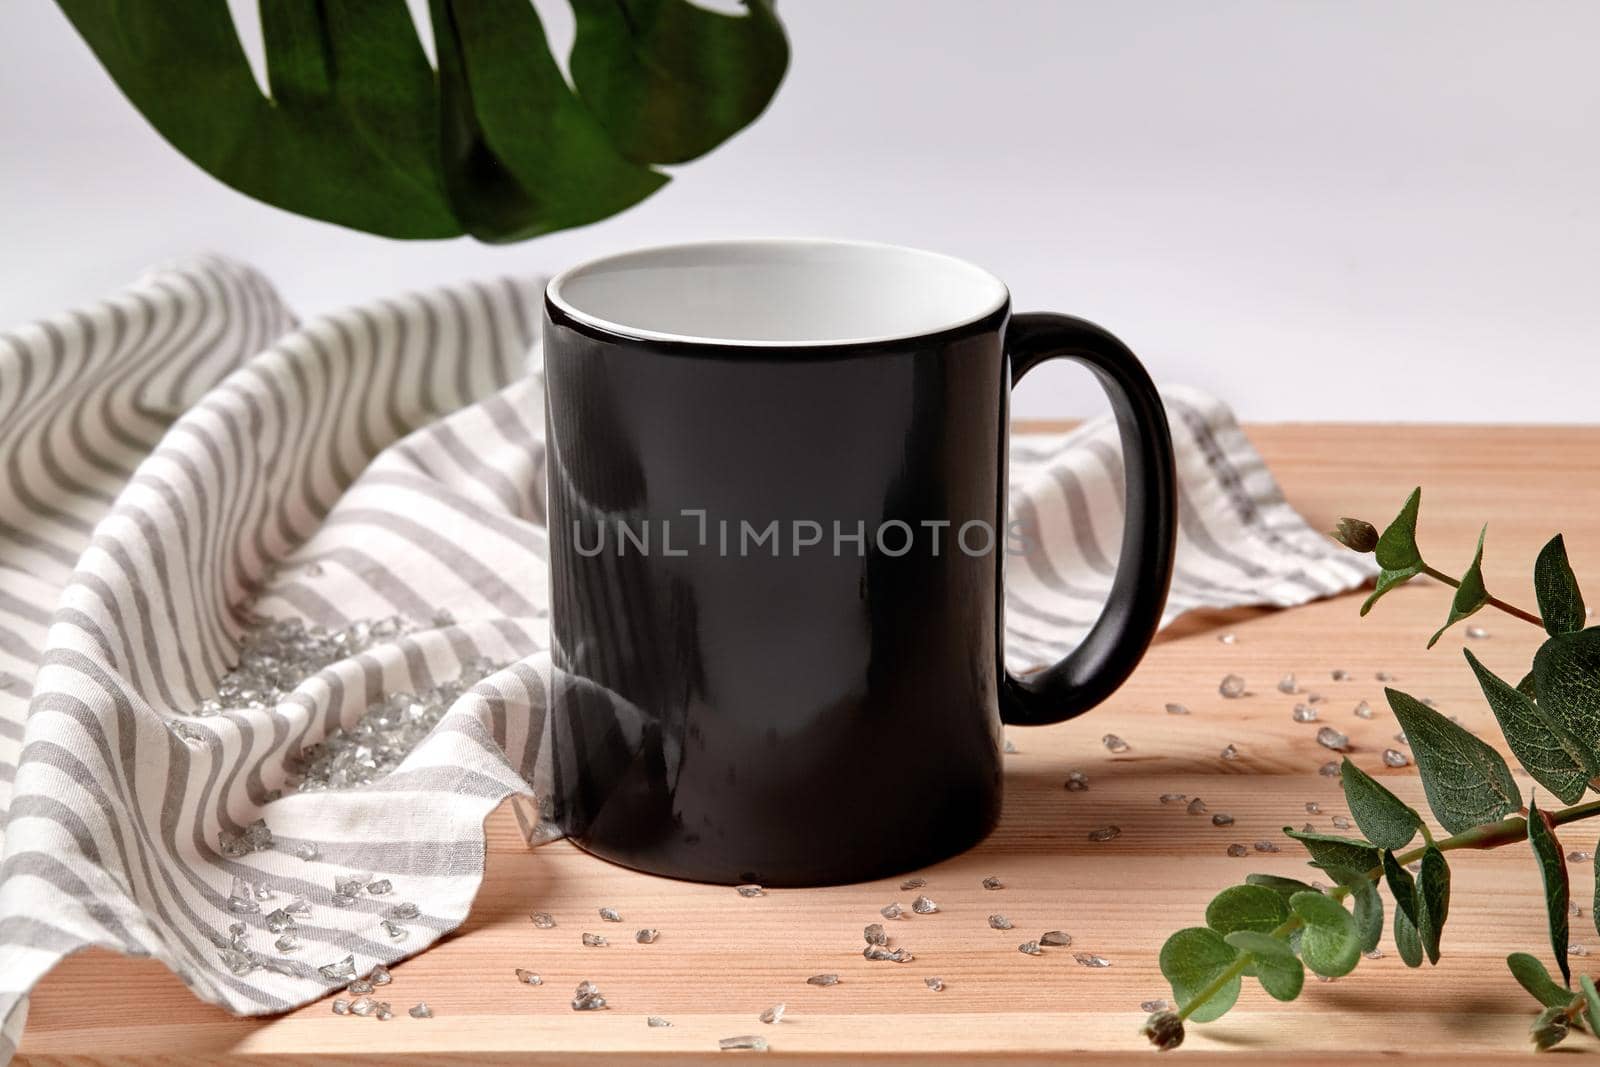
[543,239,1176,886]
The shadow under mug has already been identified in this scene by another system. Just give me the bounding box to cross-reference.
[541,239,1177,886]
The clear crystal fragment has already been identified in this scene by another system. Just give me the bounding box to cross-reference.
[1064,771,1089,792]
[1227,844,1248,857]
[1087,825,1122,842]
[1003,738,1018,754]
[1159,792,1187,805]
[1308,692,1326,703]
[599,906,622,922]
[331,893,356,908]
[735,884,765,898]
[409,1002,432,1019]
[319,955,357,981]
[1292,704,1318,723]
[1074,953,1112,968]
[1254,840,1281,853]
[515,968,543,985]
[760,1003,785,1024]
[864,945,914,963]
[1318,760,1340,777]
[274,932,301,953]
[348,979,375,995]
[386,902,420,921]
[582,932,609,947]
[1102,733,1130,753]
[900,877,926,890]
[1165,702,1190,715]
[332,998,350,1015]
[865,923,889,944]
[1572,943,1592,957]
[1316,727,1351,751]
[1353,700,1373,719]
[911,895,939,914]
[1018,940,1042,956]
[1211,813,1234,827]
[1573,901,1585,918]
[1218,632,1237,645]
[1039,930,1072,946]
[349,997,379,1017]
[1331,669,1348,681]
[572,979,608,1011]
[1186,797,1207,815]
[369,964,391,986]
[1220,744,1239,760]
[1141,999,1169,1013]
[1466,626,1490,639]
[718,1036,768,1051]
[1375,671,1394,681]
[648,1016,673,1027]
[1219,674,1246,698]
[335,874,367,898]
[1302,822,1316,833]
[296,844,320,863]
[218,947,255,977]
[1277,674,1297,694]
[1305,802,1322,814]
[1363,948,1385,960]
[227,876,261,914]
[1570,851,1595,863]
[981,875,1004,890]
[531,911,556,928]
[265,909,296,934]
[806,974,839,986]
[1382,749,1411,767]
[366,879,392,896]
[1332,815,1352,830]
[881,902,905,920]
[637,928,659,944]
[380,919,408,941]
[988,914,1013,930]
[924,977,944,992]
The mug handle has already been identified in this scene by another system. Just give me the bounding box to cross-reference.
[999,312,1179,726]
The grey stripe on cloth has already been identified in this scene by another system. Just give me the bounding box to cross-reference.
[0,256,1373,1062]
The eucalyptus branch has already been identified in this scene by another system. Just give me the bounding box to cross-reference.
[1420,563,1543,628]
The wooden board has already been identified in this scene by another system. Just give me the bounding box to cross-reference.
[18,423,1600,1065]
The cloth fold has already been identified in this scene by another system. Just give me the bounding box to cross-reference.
[0,257,1373,1060]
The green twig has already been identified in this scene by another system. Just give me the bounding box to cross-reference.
[1420,563,1543,628]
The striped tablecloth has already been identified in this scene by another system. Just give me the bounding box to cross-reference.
[0,257,1373,1060]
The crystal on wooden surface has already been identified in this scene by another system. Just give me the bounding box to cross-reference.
[318,955,357,982]
[1572,944,1591,957]
[332,999,350,1016]
[1102,733,1130,753]
[1087,825,1122,842]
[409,1002,432,1019]
[531,912,556,928]
[1382,749,1411,767]
[864,923,889,944]
[880,902,906,920]
[1220,744,1239,760]
[718,1035,768,1051]
[1227,844,1248,857]
[1318,760,1340,776]
[981,875,1004,890]
[1218,674,1246,698]
[1218,632,1237,645]
[648,1016,673,1027]
[637,928,660,944]
[1354,700,1373,719]
[1254,840,1281,853]
[1316,726,1351,751]
[1165,702,1190,715]
[348,978,375,995]
[370,964,391,986]
[1363,949,1384,960]
[760,1003,785,1024]
[924,977,944,992]
[582,932,609,947]
[1159,792,1187,805]
[1186,797,1207,815]
[988,914,1013,930]
[806,974,839,986]
[599,906,622,922]
[1003,738,1018,754]
[572,980,608,1010]
[1141,999,1169,1013]
[1074,953,1112,968]
[1331,669,1349,681]
[1375,671,1394,681]
[1064,771,1089,792]
[1466,625,1490,639]
[1277,674,1297,694]
[1569,851,1595,863]
[1018,940,1042,956]
[1211,813,1234,827]
[1305,801,1322,814]
[349,996,379,1017]
[736,884,765,898]
[864,945,914,963]
[1040,931,1072,947]
[912,895,939,914]
[515,968,543,985]
[1292,704,1318,723]
[1332,815,1353,830]
[900,877,927,890]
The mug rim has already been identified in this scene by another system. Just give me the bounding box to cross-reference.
[545,237,1012,350]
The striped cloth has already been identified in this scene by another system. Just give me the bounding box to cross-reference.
[0,257,1373,1059]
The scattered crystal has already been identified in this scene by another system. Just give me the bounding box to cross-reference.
[1301,822,1316,833]
[515,968,544,985]
[1292,704,1318,723]
[1064,771,1089,792]
[1141,998,1170,1013]
[1159,792,1187,805]
[332,999,350,1016]
[1363,949,1385,960]
[1570,851,1595,863]
[636,928,659,944]
[760,1003,785,1024]
[1319,761,1340,777]
[1316,727,1351,751]
[219,818,274,858]
[335,874,366,898]
[1406,861,1421,873]
[582,932,609,947]
[274,932,301,953]
[900,877,927,890]
[1572,943,1592,958]
[409,1002,432,1019]
[1018,940,1042,956]
[218,946,255,976]
[1003,738,1018,754]
[1375,671,1395,682]
[331,893,357,908]
[1354,700,1373,719]
[1186,797,1207,815]
[648,1016,673,1027]
[318,954,356,982]
[599,906,622,922]
[1573,902,1585,918]
[227,876,261,915]
[295,842,320,861]
[1305,801,1322,814]
[1227,844,1248,857]
[1422,698,1438,709]
[380,919,408,941]
[1332,815,1353,830]
[988,914,1013,930]
[1277,674,1297,694]
[1332,669,1349,680]
[1087,825,1122,842]
[1218,632,1237,645]
[368,964,391,986]
[881,902,906,920]
[1040,930,1072,946]
[1308,692,1326,703]
[1383,748,1411,767]
[806,974,839,986]
[924,977,944,992]
[981,876,1004,890]
[1211,813,1234,827]
[1074,953,1113,968]
[366,879,392,896]
[1254,840,1281,853]
[1220,744,1239,760]
[1466,626,1490,639]
[1218,674,1247,698]
[386,902,420,921]
[1165,702,1190,715]
[912,895,939,914]
[1102,733,1130,753]
[348,979,375,995]
[572,980,608,1011]
[718,1036,768,1052]
[736,884,765,898]
[266,908,298,934]
[531,912,556,928]
[864,945,915,962]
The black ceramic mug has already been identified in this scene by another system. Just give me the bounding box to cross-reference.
[542,239,1177,886]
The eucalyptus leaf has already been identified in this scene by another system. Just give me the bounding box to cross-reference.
[1361,565,1423,617]
[1418,846,1451,965]
[1464,648,1595,804]
[1528,796,1572,985]
[1206,885,1291,936]
[1324,865,1384,954]
[1245,874,1320,899]
[1535,534,1586,636]
[1160,927,1242,1023]
[1289,891,1361,978]
[1533,628,1600,763]
[55,0,788,242]
[1393,901,1424,968]
[1508,952,1575,1008]
[1382,850,1419,928]
[1582,975,1600,1033]
[1374,488,1423,570]
[1340,758,1423,849]
[1386,688,1522,833]
[1427,525,1488,648]
[1223,930,1305,1001]
[1283,826,1381,874]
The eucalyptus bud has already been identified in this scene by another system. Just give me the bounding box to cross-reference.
[1331,517,1380,554]
[1530,1005,1570,1050]
[1141,1010,1185,1051]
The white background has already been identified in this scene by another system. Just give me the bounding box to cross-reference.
[3,0,1597,421]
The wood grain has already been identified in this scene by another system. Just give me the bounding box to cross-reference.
[18,423,1600,1065]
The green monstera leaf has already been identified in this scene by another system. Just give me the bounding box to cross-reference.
[55,0,788,242]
